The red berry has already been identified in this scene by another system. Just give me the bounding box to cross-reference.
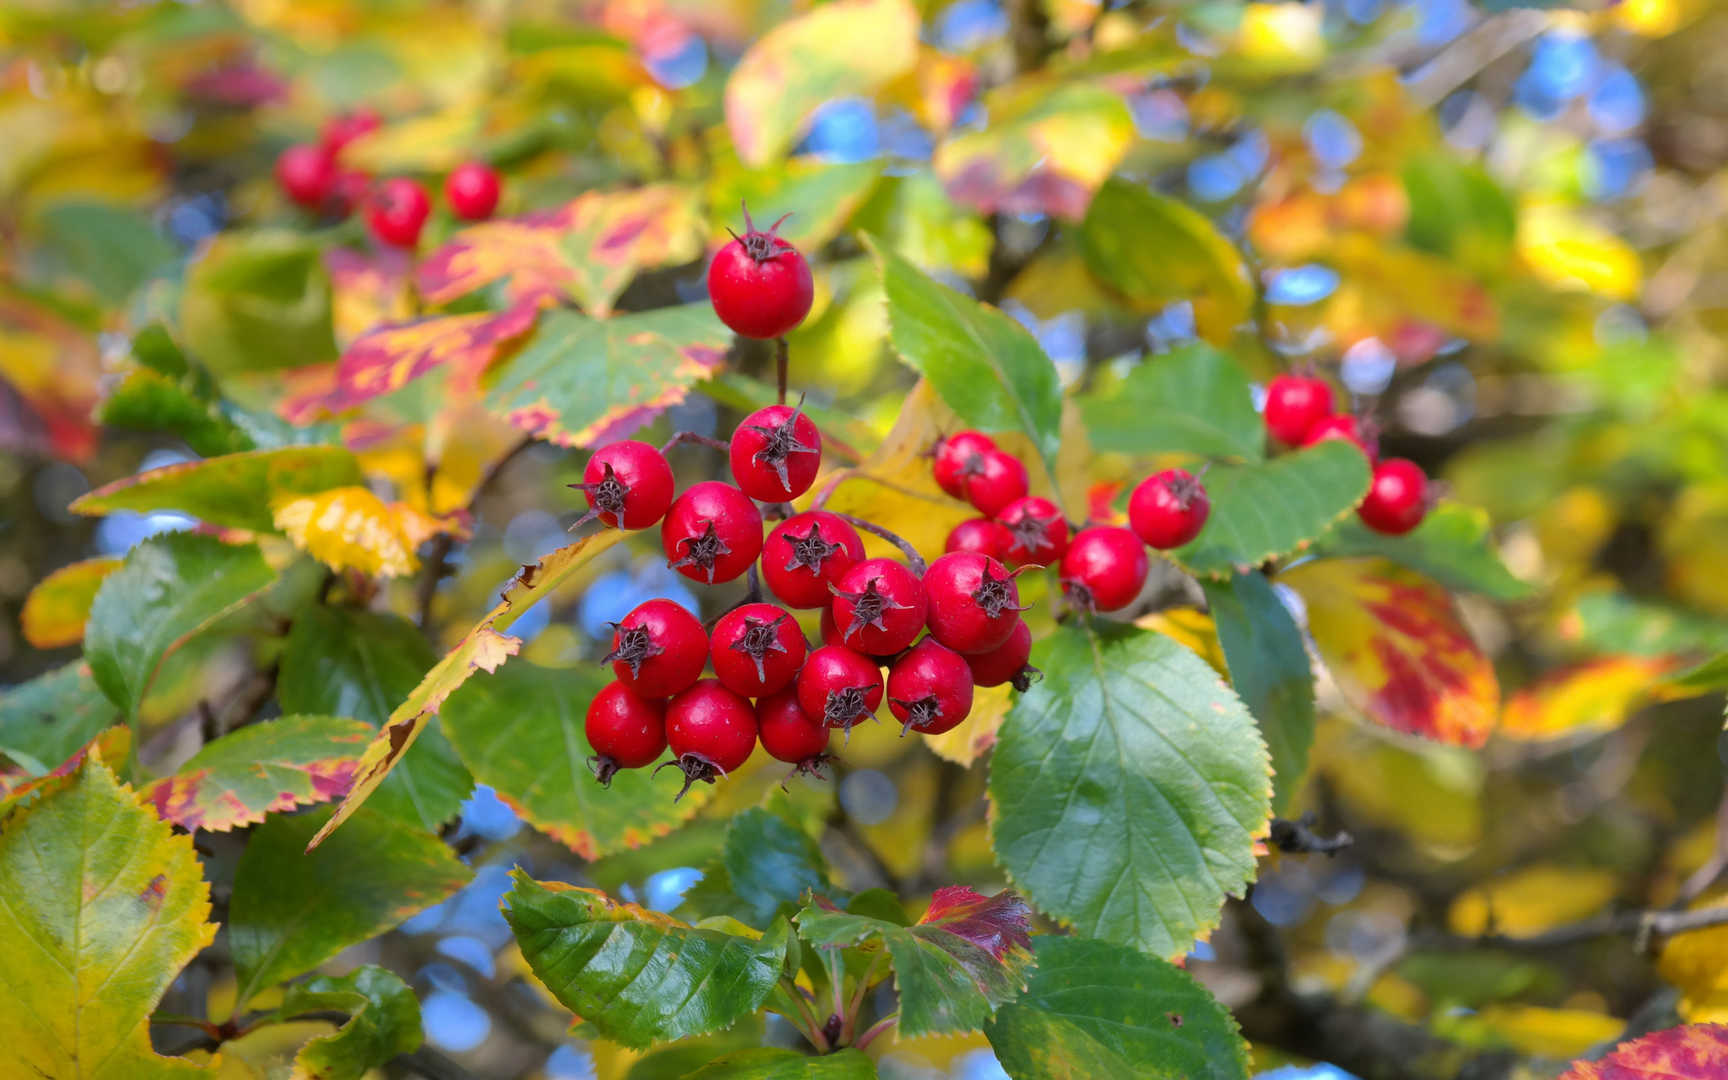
[964,620,1039,690]
[829,558,928,655]
[605,599,707,698]
[710,602,807,698]
[797,645,884,737]
[329,169,371,219]
[964,450,1029,517]
[729,403,822,502]
[584,681,667,785]
[319,108,380,155]
[276,144,336,210]
[445,161,501,221]
[933,431,997,500]
[661,481,764,585]
[366,178,431,249]
[1129,469,1210,550]
[944,517,1012,561]
[762,511,864,609]
[663,679,758,798]
[997,496,1069,567]
[1302,414,1377,460]
[576,440,675,529]
[1060,526,1150,613]
[923,551,1023,655]
[756,689,832,771]
[708,205,813,339]
[1264,375,1336,445]
[1358,458,1428,535]
[887,639,974,736]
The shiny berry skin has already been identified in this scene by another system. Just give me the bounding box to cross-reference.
[585,681,667,785]
[1264,375,1336,445]
[797,645,884,737]
[710,602,807,698]
[944,517,1012,561]
[998,496,1069,567]
[276,144,336,210]
[1358,458,1429,535]
[830,558,928,655]
[729,404,821,502]
[762,511,864,609]
[366,178,431,249]
[708,205,813,339]
[756,689,831,769]
[663,679,758,798]
[605,599,707,698]
[923,551,1022,655]
[964,620,1039,690]
[933,431,997,500]
[964,449,1029,517]
[319,108,379,155]
[1302,414,1377,460]
[887,639,974,736]
[1128,469,1210,550]
[445,161,501,221]
[576,440,674,529]
[662,481,764,585]
[1060,526,1150,613]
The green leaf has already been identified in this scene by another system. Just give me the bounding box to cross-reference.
[1666,652,1728,694]
[849,172,993,278]
[619,1023,766,1080]
[1080,344,1263,461]
[795,886,1035,1039]
[485,303,729,447]
[503,871,790,1049]
[1402,152,1516,272]
[0,662,121,775]
[277,965,423,1080]
[441,661,705,858]
[70,446,364,534]
[683,804,834,925]
[98,368,256,458]
[229,806,472,1007]
[872,237,1063,483]
[984,936,1249,1080]
[1172,441,1372,578]
[280,607,472,832]
[1314,503,1533,600]
[0,758,217,1079]
[143,715,372,833]
[85,533,276,719]
[1567,592,1728,658]
[37,200,177,304]
[180,229,338,375]
[1203,572,1314,816]
[989,624,1270,958]
[681,1049,878,1079]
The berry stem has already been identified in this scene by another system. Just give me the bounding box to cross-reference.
[826,511,928,574]
[841,950,888,1043]
[745,564,763,603]
[853,1012,899,1050]
[658,430,729,455]
[775,336,789,405]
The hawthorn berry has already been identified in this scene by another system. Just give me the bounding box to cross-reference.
[276,144,336,210]
[756,689,832,774]
[933,430,997,500]
[1302,414,1377,460]
[964,449,1029,517]
[605,598,708,698]
[887,639,974,736]
[330,169,371,219]
[761,510,864,609]
[445,161,501,221]
[1060,526,1150,613]
[319,108,380,155]
[710,602,807,698]
[708,205,813,340]
[944,517,1012,561]
[662,481,764,585]
[964,620,1039,691]
[796,644,884,737]
[1358,457,1429,535]
[829,557,928,655]
[1129,469,1210,550]
[1264,374,1336,445]
[366,178,431,249]
[997,495,1069,567]
[584,681,667,786]
[574,440,675,529]
[662,679,758,798]
[923,550,1023,654]
[729,403,821,502]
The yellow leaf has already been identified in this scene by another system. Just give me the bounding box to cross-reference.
[1448,864,1619,937]
[1500,656,1683,741]
[1659,890,1728,1022]
[20,556,122,649]
[923,683,1012,767]
[1472,1005,1625,1059]
[271,486,455,579]
[1518,200,1642,302]
[1237,3,1325,68]
[1136,608,1228,677]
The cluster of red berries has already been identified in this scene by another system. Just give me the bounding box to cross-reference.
[1263,373,1430,535]
[274,109,502,249]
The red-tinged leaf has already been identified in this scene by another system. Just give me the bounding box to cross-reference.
[0,289,103,462]
[1279,558,1498,748]
[324,248,413,347]
[1559,1023,1728,1080]
[918,886,1036,961]
[0,725,131,812]
[20,557,122,649]
[1499,656,1684,742]
[144,716,372,832]
[69,446,365,534]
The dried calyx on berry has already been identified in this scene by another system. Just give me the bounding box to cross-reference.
[603,623,662,677]
[668,520,733,584]
[729,204,794,261]
[833,576,914,639]
[744,404,818,489]
[729,612,790,680]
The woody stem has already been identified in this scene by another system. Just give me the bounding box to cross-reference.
[775,337,789,405]
[659,431,729,455]
[827,511,927,574]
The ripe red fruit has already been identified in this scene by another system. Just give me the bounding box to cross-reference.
[964,620,1039,691]
[1302,414,1377,460]
[887,639,974,736]
[964,449,1029,517]
[997,496,1069,567]
[729,403,822,502]
[276,144,336,210]
[663,679,758,798]
[319,108,380,155]
[329,169,371,219]
[829,558,928,655]
[584,681,667,785]
[797,645,884,737]
[710,602,807,698]
[366,178,431,249]
[1358,457,1429,535]
[661,481,764,585]
[1129,469,1210,550]
[756,689,832,773]
[944,517,1012,561]
[1060,526,1150,613]
[605,599,707,698]
[445,161,501,221]
[708,205,813,340]
[761,511,865,609]
[933,431,997,500]
[575,440,674,529]
[1264,375,1336,445]
[923,551,1023,654]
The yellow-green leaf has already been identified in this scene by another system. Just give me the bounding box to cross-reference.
[19,556,121,649]
[70,447,364,534]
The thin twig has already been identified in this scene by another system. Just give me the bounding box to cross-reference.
[659,430,730,455]
[775,336,789,405]
[1269,815,1354,857]
[853,1012,899,1051]
[824,511,927,574]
